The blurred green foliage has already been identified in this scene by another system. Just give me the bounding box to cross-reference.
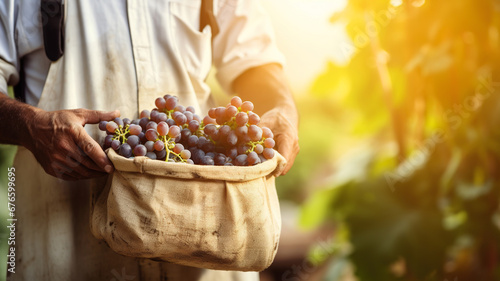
[300,0,500,280]
[0,87,17,281]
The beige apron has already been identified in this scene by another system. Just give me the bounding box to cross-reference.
[10,0,257,280]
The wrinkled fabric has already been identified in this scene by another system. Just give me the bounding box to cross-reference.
[91,149,285,271]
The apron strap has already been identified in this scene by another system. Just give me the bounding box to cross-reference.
[41,0,65,62]
[200,0,219,38]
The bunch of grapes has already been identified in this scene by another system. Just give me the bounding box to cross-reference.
[99,95,276,166]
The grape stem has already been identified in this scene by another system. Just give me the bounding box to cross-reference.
[112,125,131,144]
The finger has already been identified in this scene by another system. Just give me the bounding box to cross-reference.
[70,146,104,172]
[64,153,108,178]
[79,109,121,125]
[74,128,114,173]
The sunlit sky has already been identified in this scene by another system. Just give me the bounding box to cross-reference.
[262,0,349,93]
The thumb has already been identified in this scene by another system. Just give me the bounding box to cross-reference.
[80,109,121,124]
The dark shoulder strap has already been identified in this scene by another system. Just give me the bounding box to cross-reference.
[200,0,219,37]
[41,0,65,62]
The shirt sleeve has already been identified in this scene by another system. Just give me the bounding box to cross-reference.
[0,0,20,95]
[213,0,285,94]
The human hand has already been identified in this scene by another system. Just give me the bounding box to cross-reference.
[260,109,299,175]
[24,108,120,181]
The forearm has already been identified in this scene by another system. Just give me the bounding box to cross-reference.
[0,94,40,147]
[232,63,298,128]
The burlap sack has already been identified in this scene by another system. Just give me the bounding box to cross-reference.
[90,149,286,271]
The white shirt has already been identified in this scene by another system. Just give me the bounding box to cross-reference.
[0,0,285,108]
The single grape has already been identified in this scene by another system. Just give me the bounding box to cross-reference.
[140,110,150,119]
[235,126,248,137]
[144,141,155,152]
[133,144,147,156]
[129,124,142,136]
[215,107,226,119]
[155,97,166,110]
[200,156,215,166]
[226,147,238,159]
[263,148,275,159]
[131,119,140,125]
[157,112,168,122]
[235,112,248,127]
[99,121,108,131]
[191,149,205,164]
[248,125,263,142]
[119,143,132,158]
[264,138,275,148]
[139,118,149,130]
[234,154,248,166]
[230,96,242,108]
[181,128,192,140]
[203,115,216,125]
[248,112,260,125]
[188,120,200,132]
[111,139,121,151]
[154,140,165,151]
[254,144,264,154]
[186,106,196,113]
[206,152,215,158]
[187,135,199,147]
[165,96,178,110]
[106,121,118,133]
[145,129,158,141]
[127,135,140,148]
[197,136,209,149]
[241,101,254,112]
[208,108,217,119]
[168,125,181,138]
[173,143,184,154]
[174,113,187,125]
[104,135,113,148]
[204,124,218,136]
[247,151,260,165]
[146,121,158,130]
[114,118,124,127]
[174,105,185,112]
[166,119,176,127]
[157,121,169,136]
[218,125,231,140]
[123,118,131,126]
[225,105,238,119]
[184,111,194,123]
[138,132,147,143]
[214,154,227,166]
[262,127,274,139]
[163,94,172,100]
[226,131,238,146]
[186,159,194,164]
[146,152,157,160]
[150,110,159,122]
[237,144,251,155]
[156,149,167,160]
[180,150,191,160]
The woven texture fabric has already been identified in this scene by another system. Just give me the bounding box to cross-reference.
[90,149,286,271]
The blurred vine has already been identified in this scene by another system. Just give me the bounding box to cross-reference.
[300,0,500,280]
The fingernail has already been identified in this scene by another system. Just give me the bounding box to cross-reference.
[105,165,113,173]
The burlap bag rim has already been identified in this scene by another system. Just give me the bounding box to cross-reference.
[106,149,287,181]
